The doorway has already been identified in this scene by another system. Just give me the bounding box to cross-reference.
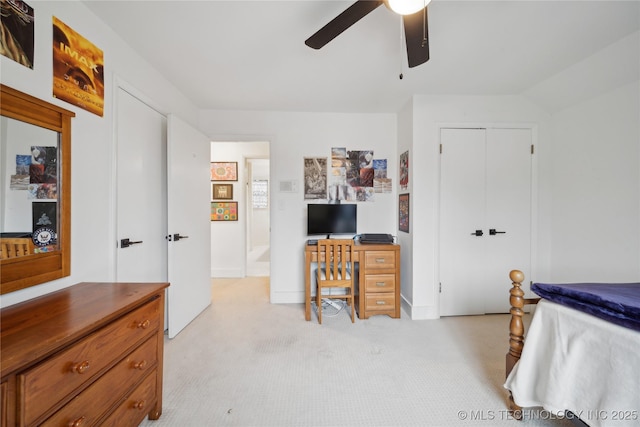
[246,158,270,277]
[209,141,270,279]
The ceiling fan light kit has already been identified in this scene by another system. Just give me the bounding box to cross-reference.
[305,0,430,69]
[385,0,431,16]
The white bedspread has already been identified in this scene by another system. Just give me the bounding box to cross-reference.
[504,300,640,427]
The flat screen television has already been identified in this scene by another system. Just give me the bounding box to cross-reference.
[307,203,357,237]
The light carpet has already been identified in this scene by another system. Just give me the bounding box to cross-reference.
[140,277,572,427]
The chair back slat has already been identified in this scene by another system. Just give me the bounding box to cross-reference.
[315,238,356,323]
[0,238,34,259]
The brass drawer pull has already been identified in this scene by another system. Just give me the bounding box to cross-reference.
[376,300,386,305]
[133,400,146,410]
[133,360,148,370]
[137,319,151,329]
[375,282,385,286]
[68,416,86,427]
[71,360,90,374]
[375,258,385,263]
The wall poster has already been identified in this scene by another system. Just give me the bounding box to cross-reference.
[0,0,34,68]
[399,150,409,190]
[303,157,327,200]
[399,193,410,233]
[52,16,105,116]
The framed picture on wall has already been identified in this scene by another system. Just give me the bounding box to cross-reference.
[211,201,238,221]
[211,162,238,181]
[212,183,233,200]
[399,193,409,233]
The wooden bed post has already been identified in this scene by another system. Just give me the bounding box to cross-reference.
[506,270,526,377]
[506,269,540,419]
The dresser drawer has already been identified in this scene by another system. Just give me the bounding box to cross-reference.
[100,371,157,427]
[364,274,395,293]
[19,298,161,426]
[41,335,158,427]
[365,294,395,311]
[364,251,396,270]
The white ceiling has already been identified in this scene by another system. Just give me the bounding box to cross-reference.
[82,0,640,113]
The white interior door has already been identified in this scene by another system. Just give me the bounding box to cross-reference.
[439,127,532,316]
[439,129,487,316]
[116,88,167,283]
[166,114,211,338]
[484,128,532,312]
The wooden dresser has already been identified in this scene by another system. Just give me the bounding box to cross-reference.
[0,282,168,427]
[304,243,401,320]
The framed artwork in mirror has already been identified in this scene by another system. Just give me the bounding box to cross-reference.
[212,183,233,200]
[211,162,237,181]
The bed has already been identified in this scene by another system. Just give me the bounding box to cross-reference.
[503,270,640,427]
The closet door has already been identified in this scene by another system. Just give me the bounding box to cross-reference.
[483,128,532,313]
[439,129,487,315]
[439,128,532,316]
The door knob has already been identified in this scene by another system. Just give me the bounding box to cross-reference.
[120,238,143,248]
[470,230,483,236]
[173,233,189,241]
[489,229,506,236]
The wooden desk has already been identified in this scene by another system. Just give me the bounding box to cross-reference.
[305,242,400,321]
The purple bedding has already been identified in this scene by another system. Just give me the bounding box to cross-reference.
[531,282,640,332]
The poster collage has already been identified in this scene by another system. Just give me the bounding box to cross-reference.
[304,148,391,202]
[9,146,59,248]
[2,0,104,248]
[304,148,411,233]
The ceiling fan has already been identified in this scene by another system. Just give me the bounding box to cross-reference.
[305,0,431,68]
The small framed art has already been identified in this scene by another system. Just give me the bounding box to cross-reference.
[211,162,238,181]
[212,183,233,200]
[211,201,238,221]
[399,193,410,233]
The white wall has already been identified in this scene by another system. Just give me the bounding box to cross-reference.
[549,81,640,282]
[200,111,397,303]
[1,0,199,307]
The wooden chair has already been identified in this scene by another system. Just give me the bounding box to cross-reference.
[0,238,35,260]
[315,239,356,324]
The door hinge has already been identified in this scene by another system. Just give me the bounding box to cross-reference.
[439,144,443,154]
[531,144,535,154]
[439,282,442,293]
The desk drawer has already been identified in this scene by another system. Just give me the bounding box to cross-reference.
[364,274,395,293]
[365,294,395,311]
[364,251,395,270]
[41,336,158,427]
[19,298,161,426]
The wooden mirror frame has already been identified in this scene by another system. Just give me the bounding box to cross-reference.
[0,84,74,294]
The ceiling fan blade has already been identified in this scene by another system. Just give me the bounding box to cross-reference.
[305,0,384,49]
[403,8,430,68]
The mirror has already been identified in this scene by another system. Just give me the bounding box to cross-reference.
[0,84,74,294]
